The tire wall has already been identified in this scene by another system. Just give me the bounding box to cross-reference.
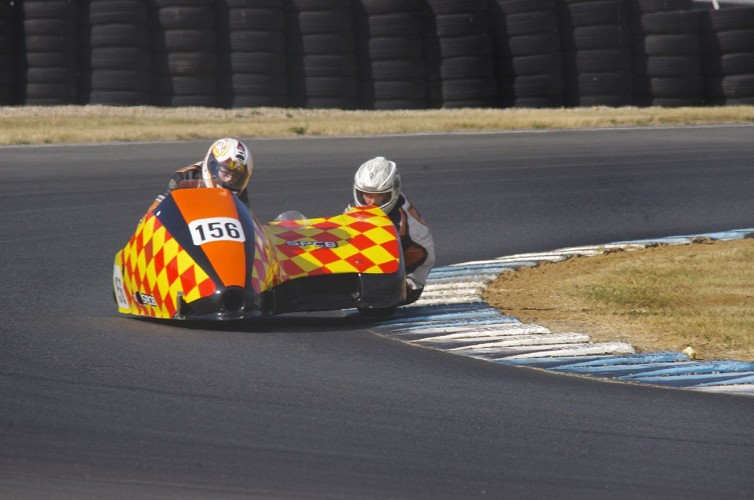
[0,2,19,105]
[3,0,753,108]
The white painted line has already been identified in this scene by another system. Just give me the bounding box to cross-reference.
[450,333,592,352]
[492,342,636,360]
[689,385,754,396]
[406,324,551,339]
[389,323,547,337]
[413,331,576,346]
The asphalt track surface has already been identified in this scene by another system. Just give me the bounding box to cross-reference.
[1,126,753,499]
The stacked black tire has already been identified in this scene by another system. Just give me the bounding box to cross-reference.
[424,0,497,108]
[628,0,702,107]
[491,0,564,108]
[700,5,754,105]
[0,1,18,105]
[558,0,634,107]
[354,0,427,110]
[19,0,80,105]
[82,0,152,106]
[218,0,288,108]
[151,0,218,107]
[285,0,358,109]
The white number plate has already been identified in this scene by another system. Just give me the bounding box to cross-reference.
[189,217,246,245]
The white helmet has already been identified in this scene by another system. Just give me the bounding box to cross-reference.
[202,138,252,194]
[353,156,401,213]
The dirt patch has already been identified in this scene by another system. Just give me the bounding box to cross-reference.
[483,238,754,362]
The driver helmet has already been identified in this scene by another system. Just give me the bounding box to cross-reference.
[353,156,401,213]
[202,138,252,194]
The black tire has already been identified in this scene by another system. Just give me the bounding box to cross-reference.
[432,56,494,80]
[424,0,488,15]
[706,74,754,99]
[433,12,489,37]
[228,30,286,53]
[87,47,151,70]
[564,25,628,51]
[703,30,754,55]
[503,32,561,57]
[21,0,77,20]
[567,48,632,73]
[24,67,77,85]
[21,18,76,37]
[229,52,286,73]
[502,10,559,37]
[626,0,692,14]
[156,6,212,30]
[559,0,627,29]
[286,0,358,109]
[153,0,214,7]
[499,53,563,77]
[20,0,79,105]
[633,55,701,78]
[500,74,564,99]
[702,53,754,77]
[635,76,702,98]
[87,69,151,92]
[358,0,422,15]
[634,11,700,35]
[292,10,353,35]
[24,51,78,69]
[286,0,351,11]
[700,6,754,32]
[504,96,565,108]
[89,1,148,25]
[567,71,631,96]
[22,34,76,53]
[228,94,288,108]
[0,1,16,104]
[224,8,284,31]
[155,29,217,52]
[358,59,426,80]
[358,11,424,37]
[90,24,149,47]
[225,73,286,95]
[287,32,354,55]
[361,36,423,61]
[493,0,556,16]
[360,79,426,101]
[636,34,700,57]
[430,78,498,101]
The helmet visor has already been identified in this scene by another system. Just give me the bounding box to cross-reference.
[355,188,393,210]
[208,156,247,193]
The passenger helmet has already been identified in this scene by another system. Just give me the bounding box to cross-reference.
[202,138,252,194]
[353,156,401,213]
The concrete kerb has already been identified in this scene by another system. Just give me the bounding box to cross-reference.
[370,228,754,397]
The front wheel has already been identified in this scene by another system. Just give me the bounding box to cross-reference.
[357,305,397,319]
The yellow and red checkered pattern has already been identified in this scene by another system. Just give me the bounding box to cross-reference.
[115,212,216,319]
[250,214,280,294]
[264,206,401,281]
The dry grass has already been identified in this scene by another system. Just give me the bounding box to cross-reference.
[483,238,754,362]
[1,104,753,144]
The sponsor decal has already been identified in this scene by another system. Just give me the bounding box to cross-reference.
[189,217,246,245]
[113,265,130,309]
[286,240,339,249]
[134,292,157,307]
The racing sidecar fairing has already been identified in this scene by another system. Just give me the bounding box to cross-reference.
[113,186,406,321]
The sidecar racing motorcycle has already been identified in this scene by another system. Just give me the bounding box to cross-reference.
[112,185,406,320]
